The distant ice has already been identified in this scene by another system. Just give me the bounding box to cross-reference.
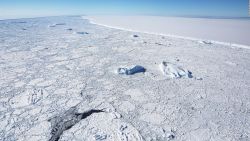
[87,15,250,47]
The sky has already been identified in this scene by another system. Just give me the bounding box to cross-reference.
[0,0,249,19]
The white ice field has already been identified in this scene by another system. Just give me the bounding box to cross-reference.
[0,16,250,141]
[87,15,250,48]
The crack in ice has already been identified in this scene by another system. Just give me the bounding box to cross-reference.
[48,108,104,141]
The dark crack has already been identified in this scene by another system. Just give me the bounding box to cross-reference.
[48,107,104,141]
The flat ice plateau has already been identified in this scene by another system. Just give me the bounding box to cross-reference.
[0,16,250,141]
[87,16,250,47]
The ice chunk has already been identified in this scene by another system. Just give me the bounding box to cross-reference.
[200,40,213,45]
[159,62,192,78]
[55,23,66,26]
[133,35,139,37]
[94,133,107,141]
[49,23,66,27]
[117,65,146,75]
[76,32,89,35]
[10,88,49,108]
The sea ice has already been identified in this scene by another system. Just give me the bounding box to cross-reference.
[1,16,249,141]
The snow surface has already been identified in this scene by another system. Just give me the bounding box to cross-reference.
[86,15,250,47]
[0,16,250,141]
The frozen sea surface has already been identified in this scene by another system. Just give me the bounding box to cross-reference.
[0,16,250,141]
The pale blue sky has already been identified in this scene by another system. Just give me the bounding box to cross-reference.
[0,0,249,19]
